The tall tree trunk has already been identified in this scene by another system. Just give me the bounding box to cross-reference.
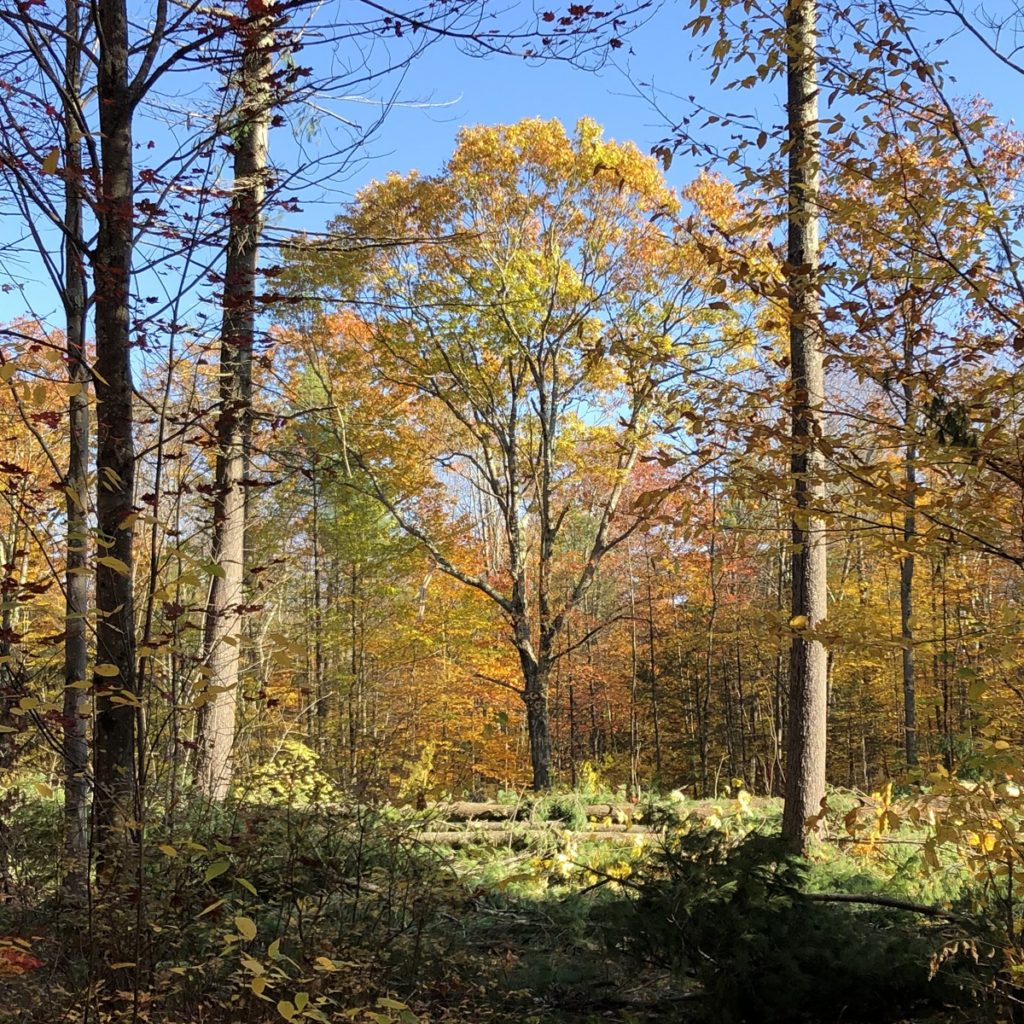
[92,0,139,869]
[781,0,828,853]
[62,0,90,892]
[197,7,273,800]
[900,326,918,766]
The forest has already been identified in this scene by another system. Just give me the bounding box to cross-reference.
[2,0,1024,1020]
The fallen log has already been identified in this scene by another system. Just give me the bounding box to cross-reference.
[411,828,655,848]
[426,819,651,834]
[433,802,525,821]
[433,801,642,823]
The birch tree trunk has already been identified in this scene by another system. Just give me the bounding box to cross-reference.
[197,6,274,800]
[781,0,829,853]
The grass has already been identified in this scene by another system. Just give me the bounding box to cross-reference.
[0,784,1017,1023]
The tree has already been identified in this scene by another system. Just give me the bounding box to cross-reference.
[0,0,93,882]
[196,0,277,801]
[61,0,90,885]
[780,0,828,852]
[822,95,1024,769]
[90,0,141,868]
[288,118,728,788]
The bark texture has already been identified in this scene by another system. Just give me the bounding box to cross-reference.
[197,8,273,800]
[781,0,829,852]
[92,0,139,868]
[61,0,90,890]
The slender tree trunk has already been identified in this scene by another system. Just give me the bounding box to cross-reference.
[644,547,662,780]
[900,328,918,766]
[348,563,359,784]
[311,457,326,747]
[781,0,828,853]
[703,495,718,797]
[61,0,90,894]
[626,543,640,794]
[92,0,139,869]
[197,8,273,800]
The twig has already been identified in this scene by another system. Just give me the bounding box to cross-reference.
[804,891,970,924]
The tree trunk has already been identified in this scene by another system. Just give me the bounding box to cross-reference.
[92,0,139,869]
[781,0,828,853]
[62,0,90,892]
[644,546,662,780]
[519,650,552,790]
[900,328,918,766]
[197,8,273,800]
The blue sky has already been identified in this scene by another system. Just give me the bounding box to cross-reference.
[284,2,1021,212]
[0,1,1019,331]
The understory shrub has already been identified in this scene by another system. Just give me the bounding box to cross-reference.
[601,829,984,1022]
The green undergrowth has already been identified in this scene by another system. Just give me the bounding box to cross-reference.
[0,785,1018,1023]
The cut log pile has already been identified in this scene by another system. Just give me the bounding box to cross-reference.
[433,800,642,822]
[408,800,660,848]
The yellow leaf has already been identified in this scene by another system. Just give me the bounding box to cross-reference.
[196,898,225,919]
[789,615,808,629]
[252,976,268,997]
[41,147,60,174]
[234,916,257,941]
[35,782,53,799]
[277,1000,296,1021]
[95,664,120,677]
[159,844,177,858]
[97,555,131,575]
[0,364,15,382]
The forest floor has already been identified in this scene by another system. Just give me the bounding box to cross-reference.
[0,788,1012,1023]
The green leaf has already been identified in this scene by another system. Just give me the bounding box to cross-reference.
[277,1000,296,1021]
[204,859,230,882]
